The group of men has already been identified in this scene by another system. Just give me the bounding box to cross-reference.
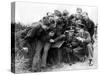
[23,8,95,71]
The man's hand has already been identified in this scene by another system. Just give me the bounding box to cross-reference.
[22,47,28,53]
[49,31,55,37]
[76,37,82,40]
[50,39,55,43]
[76,37,85,42]
[62,34,66,37]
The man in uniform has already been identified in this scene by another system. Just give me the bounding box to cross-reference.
[63,26,76,65]
[25,14,59,71]
[53,10,65,36]
[62,10,69,24]
[40,16,57,68]
[74,23,93,66]
[24,22,49,71]
[62,10,70,31]
[82,12,95,44]
[68,8,83,21]
[75,8,83,20]
[53,10,66,64]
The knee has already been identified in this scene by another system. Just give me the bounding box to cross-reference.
[87,43,92,48]
[44,47,49,52]
[44,44,50,52]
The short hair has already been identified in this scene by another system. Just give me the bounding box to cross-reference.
[82,12,88,16]
[63,10,69,16]
[76,8,82,13]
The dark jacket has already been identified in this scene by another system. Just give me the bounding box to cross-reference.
[82,19,95,37]
[25,24,57,44]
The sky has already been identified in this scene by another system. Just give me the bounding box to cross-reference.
[15,2,98,25]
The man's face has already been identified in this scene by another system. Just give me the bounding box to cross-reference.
[76,8,82,14]
[76,20,82,24]
[80,29,84,32]
[77,28,84,32]
[76,27,81,32]
[68,30,74,36]
[76,14,81,19]
[49,31,55,37]
[49,17,56,28]
[82,13,88,20]
[71,18,76,23]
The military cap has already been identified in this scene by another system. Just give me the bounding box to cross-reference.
[67,26,75,31]
[54,10,62,17]
[63,10,69,16]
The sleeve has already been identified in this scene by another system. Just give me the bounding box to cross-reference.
[84,31,91,43]
[25,24,41,39]
[90,20,95,37]
[54,34,65,42]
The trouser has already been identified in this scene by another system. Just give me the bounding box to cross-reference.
[32,41,51,70]
[57,48,62,64]
[41,42,51,67]
[27,42,36,68]
[32,40,43,71]
[87,43,93,60]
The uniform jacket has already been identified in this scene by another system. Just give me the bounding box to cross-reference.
[75,30,91,43]
[82,18,95,37]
